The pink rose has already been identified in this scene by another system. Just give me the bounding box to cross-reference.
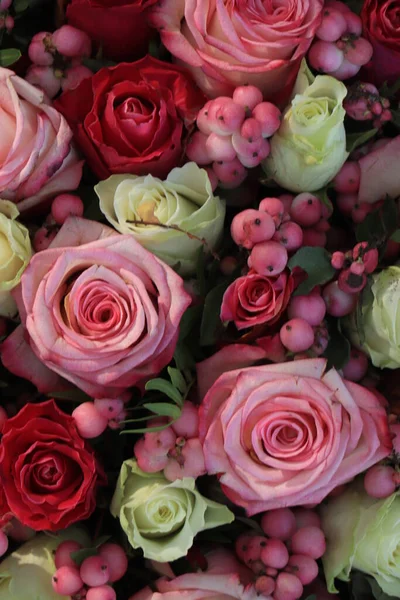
[130,549,257,600]
[357,136,400,205]
[199,357,391,515]
[221,270,294,330]
[149,0,324,102]
[1,217,191,398]
[0,67,83,214]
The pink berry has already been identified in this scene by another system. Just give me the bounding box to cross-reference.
[291,526,326,559]
[323,281,357,317]
[290,193,322,227]
[52,566,83,596]
[5,15,14,31]
[302,229,327,248]
[25,65,61,99]
[197,101,214,135]
[266,567,278,577]
[142,426,176,454]
[344,12,362,36]
[286,555,319,585]
[309,41,344,73]
[344,37,373,67]
[72,402,108,439]
[350,261,365,276]
[331,57,360,80]
[171,402,199,438]
[242,536,268,564]
[273,222,303,252]
[87,585,116,600]
[0,0,12,9]
[51,194,84,225]
[342,349,369,382]
[364,465,397,498]
[186,131,211,165]
[94,398,124,420]
[353,242,379,274]
[61,65,93,91]
[248,240,288,276]
[317,9,347,42]
[261,509,296,541]
[28,32,54,66]
[206,133,236,162]
[237,138,270,167]
[293,508,321,529]
[280,319,315,353]
[80,555,110,587]
[0,531,8,557]
[288,294,326,327]
[212,158,247,189]
[231,209,275,249]
[55,540,83,569]
[252,102,281,138]
[233,85,263,112]
[331,251,345,270]
[134,439,169,472]
[205,166,218,191]
[99,544,128,583]
[275,572,303,600]
[240,117,263,143]
[338,268,366,294]
[255,576,276,596]
[235,534,253,562]
[208,98,246,136]
[260,538,289,569]
[232,131,264,158]
[333,162,361,194]
[164,438,206,481]
[336,193,358,215]
[259,197,285,227]
[52,25,91,57]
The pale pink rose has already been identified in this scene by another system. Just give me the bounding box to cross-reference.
[357,136,400,204]
[198,357,391,515]
[1,217,191,398]
[0,67,83,214]
[149,0,324,101]
[130,550,257,600]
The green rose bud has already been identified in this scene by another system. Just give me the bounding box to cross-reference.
[110,459,234,562]
[0,200,32,317]
[321,481,400,597]
[346,266,400,369]
[263,74,348,193]
[95,162,226,275]
[0,528,90,600]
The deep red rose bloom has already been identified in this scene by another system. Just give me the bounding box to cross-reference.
[361,0,400,86]
[66,0,157,61]
[54,56,206,180]
[0,400,105,531]
[220,270,294,330]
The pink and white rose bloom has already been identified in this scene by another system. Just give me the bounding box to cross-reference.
[150,0,324,102]
[1,217,191,398]
[0,68,83,214]
[198,356,391,515]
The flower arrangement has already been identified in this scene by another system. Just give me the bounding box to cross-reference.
[0,1,399,600]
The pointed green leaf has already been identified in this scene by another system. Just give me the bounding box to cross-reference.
[288,247,335,296]
[346,129,378,153]
[200,281,229,346]
[145,378,183,406]
[167,367,187,394]
[0,49,21,67]
[142,402,181,420]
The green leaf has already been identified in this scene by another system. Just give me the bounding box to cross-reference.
[71,548,98,567]
[145,378,183,406]
[142,402,181,420]
[167,367,187,394]
[356,195,398,252]
[324,318,351,370]
[0,49,21,67]
[288,247,335,296]
[391,229,400,242]
[47,389,91,403]
[200,281,230,346]
[178,305,202,341]
[94,535,111,548]
[315,186,333,214]
[346,129,378,154]
[13,0,29,11]
[174,341,195,372]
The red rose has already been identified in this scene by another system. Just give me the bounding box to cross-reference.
[220,270,294,330]
[66,0,157,61]
[54,56,206,180]
[361,0,400,86]
[0,400,105,531]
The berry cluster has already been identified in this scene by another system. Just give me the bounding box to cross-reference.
[52,540,128,600]
[27,24,93,98]
[0,0,13,32]
[308,0,373,80]
[186,85,281,190]
[344,82,392,129]
[330,241,378,294]
[235,508,326,600]
[72,399,127,439]
[134,402,206,481]
[33,193,84,251]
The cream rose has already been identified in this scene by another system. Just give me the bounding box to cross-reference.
[0,199,32,317]
[110,459,234,562]
[263,73,348,192]
[95,162,225,275]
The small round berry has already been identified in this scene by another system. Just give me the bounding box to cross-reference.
[309,40,344,73]
[316,9,347,42]
[249,240,288,276]
[286,555,319,585]
[273,222,303,252]
[171,402,199,438]
[87,585,117,600]
[333,162,361,194]
[290,526,326,559]
[280,319,315,353]
[51,194,84,225]
[52,24,91,58]
[331,251,345,270]
[186,131,211,165]
[233,85,263,112]
[261,508,297,540]
[94,398,125,420]
[255,576,276,596]
[52,566,83,596]
[80,555,110,587]
[231,209,275,249]
[260,538,289,569]
[290,193,322,227]
[206,133,237,162]
[288,294,326,327]
[55,540,83,569]
[98,544,128,583]
[72,402,108,439]
[259,197,285,227]
[364,465,397,499]
[342,349,369,382]
[274,572,303,600]
[252,102,281,137]
[323,281,357,317]
[293,508,321,529]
